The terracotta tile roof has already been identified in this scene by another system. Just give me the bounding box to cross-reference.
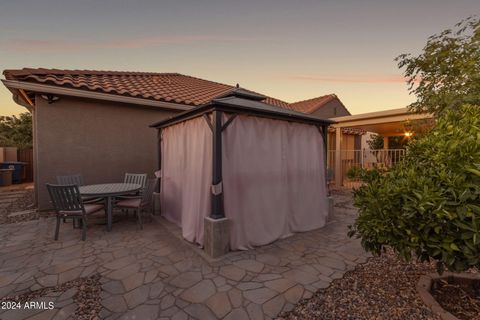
[328,127,366,135]
[290,94,338,113]
[3,68,290,109]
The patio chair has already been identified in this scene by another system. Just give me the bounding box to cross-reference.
[114,178,158,229]
[57,174,84,186]
[56,174,102,209]
[116,173,148,213]
[326,168,334,195]
[46,184,104,241]
[124,173,147,190]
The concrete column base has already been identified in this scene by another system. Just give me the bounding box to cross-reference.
[204,217,230,258]
[328,196,334,218]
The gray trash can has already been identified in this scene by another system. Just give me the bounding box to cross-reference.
[0,169,14,186]
[0,162,26,184]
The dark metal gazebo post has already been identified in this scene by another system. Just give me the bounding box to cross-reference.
[321,125,328,191]
[211,110,225,219]
[157,128,162,193]
[317,124,330,195]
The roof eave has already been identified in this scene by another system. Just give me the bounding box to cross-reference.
[1,79,192,111]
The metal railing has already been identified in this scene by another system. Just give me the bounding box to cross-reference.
[328,149,406,187]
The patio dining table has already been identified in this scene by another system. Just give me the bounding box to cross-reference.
[79,183,141,231]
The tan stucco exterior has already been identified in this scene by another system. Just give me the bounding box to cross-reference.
[34,95,176,209]
[310,99,350,119]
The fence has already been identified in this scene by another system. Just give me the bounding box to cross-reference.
[328,149,406,188]
[17,148,34,182]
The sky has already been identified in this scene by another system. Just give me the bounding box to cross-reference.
[0,0,478,116]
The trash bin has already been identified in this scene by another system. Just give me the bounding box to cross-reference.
[0,169,13,186]
[0,162,27,184]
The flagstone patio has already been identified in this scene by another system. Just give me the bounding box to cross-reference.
[0,191,369,320]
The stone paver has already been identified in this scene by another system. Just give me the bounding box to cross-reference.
[243,287,278,304]
[0,190,369,319]
[219,265,246,281]
[180,279,216,303]
[206,292,232,318]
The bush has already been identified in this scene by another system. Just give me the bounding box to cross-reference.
[348,105,480,273]
[346,167,383,183]
[346,167,362,180]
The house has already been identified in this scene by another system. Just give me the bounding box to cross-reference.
[1,68,353,209]
[329,108,433,187]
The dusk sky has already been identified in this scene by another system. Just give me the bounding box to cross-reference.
[0,0,478,116]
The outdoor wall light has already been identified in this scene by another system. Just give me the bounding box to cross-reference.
[40,94,60,104]
[404,132,413,137]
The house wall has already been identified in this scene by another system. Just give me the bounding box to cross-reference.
[34,95,176,210]
[310,99,350,119]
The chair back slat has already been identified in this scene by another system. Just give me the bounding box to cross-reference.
[124,173,147,188]
[47,184,84,213]
[57,174,84,186]
[141,178,158,207]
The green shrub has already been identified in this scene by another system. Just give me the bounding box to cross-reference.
[346,167,361,180]
[346,167,383,183]
[348,105,480,273]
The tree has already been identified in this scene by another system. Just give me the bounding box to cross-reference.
[366,134,384,150]
[0,112,33,149]
[349,105,480,273]
[396,16,480,115]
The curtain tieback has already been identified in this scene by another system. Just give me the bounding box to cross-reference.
[211,182,223,195]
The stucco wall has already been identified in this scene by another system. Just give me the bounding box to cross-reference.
[34,95,176,210]
[310,99,350,119]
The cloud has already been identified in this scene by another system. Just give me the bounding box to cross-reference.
[288,74,408,84]
[1,35,255,52]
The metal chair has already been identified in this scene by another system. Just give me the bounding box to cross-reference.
[57,174,84,186]
[124,173,147,190]
[115,178,158,229]
[327,167,334,195]
[56,174,102,206]
[46,184,104,241]
[117,173,148,211]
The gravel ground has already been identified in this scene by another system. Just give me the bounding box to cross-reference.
[0,190,39,224]
[279,250,443,320]
[1,274,102,319]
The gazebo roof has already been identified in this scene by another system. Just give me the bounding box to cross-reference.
[150,90,334,129]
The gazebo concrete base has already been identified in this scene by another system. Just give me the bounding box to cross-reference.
[204,216,230,258]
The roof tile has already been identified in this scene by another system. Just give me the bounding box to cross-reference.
[289,94,337,113]
[3,68,290,108]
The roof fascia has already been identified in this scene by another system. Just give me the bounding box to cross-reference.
[2,79,191,111]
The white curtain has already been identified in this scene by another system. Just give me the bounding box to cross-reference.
[160,113,328,251]
[160,116,212,245]
[222,115,328,250]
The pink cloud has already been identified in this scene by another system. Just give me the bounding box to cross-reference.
[288,74,408,84]
[2,35,255,52]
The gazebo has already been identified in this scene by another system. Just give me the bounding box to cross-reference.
[150,89,333,257]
